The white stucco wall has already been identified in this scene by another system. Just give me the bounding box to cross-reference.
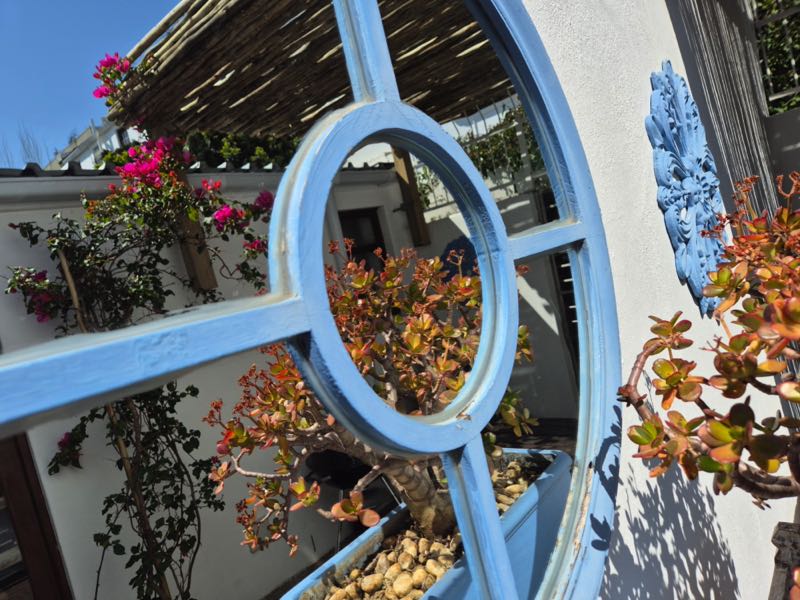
[519,1,794,598]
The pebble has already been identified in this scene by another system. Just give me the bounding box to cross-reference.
[495,493,515,505]
[344,582,359,598]
[411,566,427,588]
[437,551,455,567]
[349,569,361,580]
[429,541,447,557]
[404,530,419,540]
[402,591,424,600]
[397,551,415,570]
[400,538,418,559]
[422,574,436,590]
[449,533,461,552]
[425,559,446,579]
[504,484,526,496]
[329,589,347,600]
[360,573,383,593]
[393,572,414,597]
[386,551,398,563]
[384,563,403,584]
[374,553,390,575]
[417,538,430,559]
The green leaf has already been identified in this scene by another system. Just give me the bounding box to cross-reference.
[697,455,722,473]
[652,358,676,379]
[628,425,653,446]
[677,381,701,402]
[777,381,800,403]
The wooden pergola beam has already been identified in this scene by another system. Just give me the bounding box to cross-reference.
[392,147,430,246]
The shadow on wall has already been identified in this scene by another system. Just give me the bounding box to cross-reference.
[601,466,739,599]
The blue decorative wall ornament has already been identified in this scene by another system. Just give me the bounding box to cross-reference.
[645,60,726,316]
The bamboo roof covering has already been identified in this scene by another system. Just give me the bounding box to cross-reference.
[113,0,514,138]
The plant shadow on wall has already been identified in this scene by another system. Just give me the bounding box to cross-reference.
[601,465,739,599]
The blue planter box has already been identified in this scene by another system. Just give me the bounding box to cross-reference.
[285,449,572,599]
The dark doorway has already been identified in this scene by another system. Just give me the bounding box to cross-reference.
[338,208,386,272]
[0,435,72,599]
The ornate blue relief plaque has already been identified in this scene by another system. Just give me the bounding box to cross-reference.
[646,60,726,316]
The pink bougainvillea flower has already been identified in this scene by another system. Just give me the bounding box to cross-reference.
[213,205,235,231]
[243,239,267,253]
[57,432,72,450]
[93,86,112,99]
[253,190,275,214]
[98,53,119,69]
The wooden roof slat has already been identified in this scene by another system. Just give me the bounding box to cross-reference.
[114,0,513,137]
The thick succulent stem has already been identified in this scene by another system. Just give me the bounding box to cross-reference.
[330,423,455,537]
[382,461,455,537]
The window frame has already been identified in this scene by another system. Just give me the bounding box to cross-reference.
[0,2,621,598]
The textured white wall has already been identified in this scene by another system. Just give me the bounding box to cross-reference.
[520,1,794,598]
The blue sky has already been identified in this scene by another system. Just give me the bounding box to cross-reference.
[0,1,176,167]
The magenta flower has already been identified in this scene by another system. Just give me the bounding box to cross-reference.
[213,205,235,231]
[98,53,119,69]
[57,432,72,450]
[93,86,112,99]
[253,190,275,214]
[244,239,267,253]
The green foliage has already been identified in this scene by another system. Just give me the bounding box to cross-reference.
[204,243,535,555]
[4,135,271,599]
[417,106,547,207]
[754,0,800,114]
[185,131,300,169]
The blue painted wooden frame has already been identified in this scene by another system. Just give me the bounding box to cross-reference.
[0,2,621,599]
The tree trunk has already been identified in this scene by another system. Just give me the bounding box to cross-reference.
[331,424,455,537]
[382,462,455,537]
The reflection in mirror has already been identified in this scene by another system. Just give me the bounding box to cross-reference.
[508,252,580,455]
[0,149,278,355]
[323,144,492,419]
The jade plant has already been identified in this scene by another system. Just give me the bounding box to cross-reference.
[5,131,273,599]
[205,241,535,555]
[619,173,800,502]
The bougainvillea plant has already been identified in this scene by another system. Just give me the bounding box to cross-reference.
[205,242,535,556]
[5,130,274,598]
[92,51,156,113]
[619,173,800,503]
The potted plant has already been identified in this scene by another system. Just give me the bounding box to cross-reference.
[204,242,572,599]
[618,173,800,599]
